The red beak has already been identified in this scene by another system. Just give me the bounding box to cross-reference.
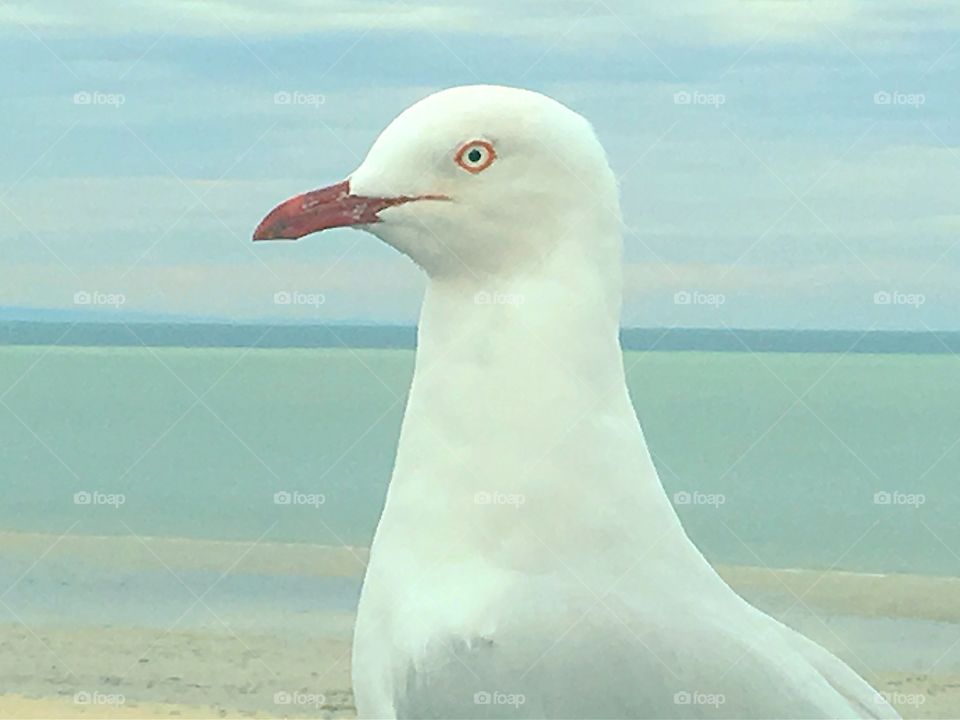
[252,179,448,241]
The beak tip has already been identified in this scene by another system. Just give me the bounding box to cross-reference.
[252,220,289,242]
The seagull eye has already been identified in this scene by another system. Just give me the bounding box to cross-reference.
[455,140,495,174]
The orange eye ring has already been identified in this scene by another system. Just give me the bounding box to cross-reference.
[455,140,496,174]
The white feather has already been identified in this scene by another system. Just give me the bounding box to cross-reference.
[343,85,899,720]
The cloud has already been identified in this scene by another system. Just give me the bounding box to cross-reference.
[621,258,960,330]
[3,0,959,329]
[0,254,426,322]
[6,0,958,50]
[0,0,476,37]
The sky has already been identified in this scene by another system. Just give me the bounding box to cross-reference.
[1,0,959,330]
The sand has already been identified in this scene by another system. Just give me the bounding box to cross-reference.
[0,693,268,718]
[718,565,960,624]
[0,624,354,719]
[2,532,959,718]
[1,623,958,719]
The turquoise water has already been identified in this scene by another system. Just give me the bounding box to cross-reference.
[1,346,958,576]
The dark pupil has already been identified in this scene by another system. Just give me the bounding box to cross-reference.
[467,148,483,163]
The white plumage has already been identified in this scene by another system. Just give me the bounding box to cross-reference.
[257,84,900,720]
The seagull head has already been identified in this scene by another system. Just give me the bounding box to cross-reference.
[253,84,620,278]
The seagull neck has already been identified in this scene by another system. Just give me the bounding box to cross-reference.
[377,250,687,563]
[416,250,626,400]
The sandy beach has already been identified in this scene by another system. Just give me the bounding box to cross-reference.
[0,624,355,718]
[2,532,959,718]
[1,625,958,719]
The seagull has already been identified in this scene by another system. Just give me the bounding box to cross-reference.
[253,85,899,720]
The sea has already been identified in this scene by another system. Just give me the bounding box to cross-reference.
[1,322,958,578]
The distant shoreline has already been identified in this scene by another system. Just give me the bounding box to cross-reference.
[2,321,959,353]
[5,530,960,622]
